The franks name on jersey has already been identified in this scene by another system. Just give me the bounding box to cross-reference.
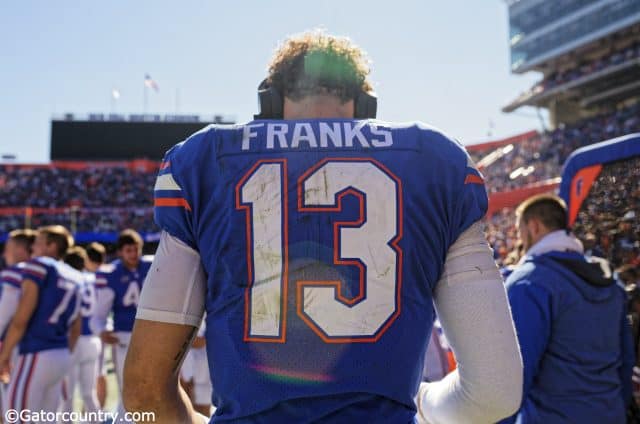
[242,121,393,151]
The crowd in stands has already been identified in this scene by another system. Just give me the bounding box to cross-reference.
[572,157,640,270]
[488,156,640,281]
[0,209,156,234]
[541,41,640,92]
[509,41,640,103]
[0,165,159,234]
[485,208,520,267]
[0,165,156,208]
[471,102,640,194]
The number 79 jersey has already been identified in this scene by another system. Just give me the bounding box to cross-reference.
[154,119,487,422]
[17,257,82,354]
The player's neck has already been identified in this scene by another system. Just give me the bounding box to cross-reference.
[283,96,354,119]
[123,261,139,271]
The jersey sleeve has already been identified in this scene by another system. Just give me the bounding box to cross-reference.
[450,148,488,243]
[416,125,489,249]
[20,260,48,287]
[94,271,111,291]
[0,268,23,289]
[154,126,217,251]
[137,231,206,327]
[0,284,20,338]
[154,145,196,250]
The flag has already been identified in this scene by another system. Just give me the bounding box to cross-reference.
[144,74,159,92]
[112,89,121,99]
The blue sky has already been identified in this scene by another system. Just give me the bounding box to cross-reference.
[0,0,544,162]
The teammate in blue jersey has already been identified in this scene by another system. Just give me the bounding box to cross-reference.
[125,31,522,423]
[0,225,82,413]
[91,228,151,417]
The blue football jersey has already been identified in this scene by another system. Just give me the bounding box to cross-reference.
[17,257,82,354]
[79,272,98,336]
[96,258,151,332]
[154,120,487,422]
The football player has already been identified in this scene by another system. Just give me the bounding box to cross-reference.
[0,229,36,337]
[90,229,151,418]
[124,31,522,423]
[0,229,36,409]
[62,246,102,418]
[85,241,110,408]
[0,225,82,413]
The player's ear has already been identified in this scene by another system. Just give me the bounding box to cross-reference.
[528,218,543,238]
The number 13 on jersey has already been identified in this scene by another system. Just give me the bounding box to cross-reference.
[236,158,403,344]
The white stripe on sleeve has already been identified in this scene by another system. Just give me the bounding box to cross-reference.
[154,174,182,191]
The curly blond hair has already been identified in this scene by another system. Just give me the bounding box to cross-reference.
[267,30,373,102]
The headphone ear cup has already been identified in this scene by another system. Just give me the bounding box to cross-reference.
[354,91,378,119]
[254,80,284,120]
[269,86,283,119]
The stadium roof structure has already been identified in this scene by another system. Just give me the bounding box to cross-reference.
[559,132,640,226]
[52,113,235,124]
[503,57,640,113]
[504,1,640,126]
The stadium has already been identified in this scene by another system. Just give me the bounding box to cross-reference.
[0,1,639,423]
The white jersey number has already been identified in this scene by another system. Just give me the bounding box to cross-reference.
[237,158,402,343]
[80,283,96,317]
[49,278,78,325]
[122,281,141,307]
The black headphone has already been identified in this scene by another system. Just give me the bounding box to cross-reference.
[254,79,377,120]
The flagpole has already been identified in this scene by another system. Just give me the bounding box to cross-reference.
[143,84,148,116]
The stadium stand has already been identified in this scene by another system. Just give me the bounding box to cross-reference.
[481,1,640,272]
[469,103,640,266]
[470,102,640,194]
[0,161,159,241]
[560,134,640,269]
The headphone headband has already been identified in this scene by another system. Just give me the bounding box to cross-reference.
[254,79,377,120]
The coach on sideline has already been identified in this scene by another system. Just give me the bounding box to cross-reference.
[501,194,635,423]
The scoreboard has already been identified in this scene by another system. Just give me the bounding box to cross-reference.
[50,114,233,161]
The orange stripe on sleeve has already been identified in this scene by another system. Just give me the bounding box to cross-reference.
[154,197,191,211]
[464,174,484,185]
